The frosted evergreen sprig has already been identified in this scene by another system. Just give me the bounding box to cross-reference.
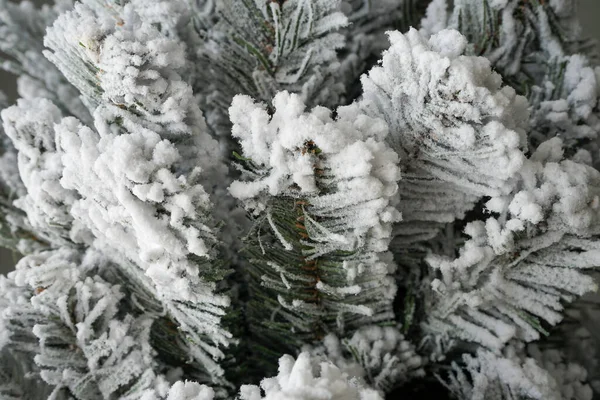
[0,0,88,122]
[445,348,562,400]
[194,0,348,145]
[528,55,600,155]
[421,0,582,79]
[208,0,347,105]
[425,225,599,354]
[0,93,42,253]
[0,0,600,398]
[0,248,162,399]
[445,341,594,400]
[307,325,425,393]
[229,91,400,367]
[1,98,91,247]
[54,106,233,382]
[3,0,235,386]
[424,138,600,356]
[424,0,600,156]
[239,352,383,400]
[360,28,528,243]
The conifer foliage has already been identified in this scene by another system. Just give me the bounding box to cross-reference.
[0,0,600,399]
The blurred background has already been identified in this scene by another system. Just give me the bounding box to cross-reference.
[0,0,599,275]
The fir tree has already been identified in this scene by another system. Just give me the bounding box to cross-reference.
[1,1,600,399]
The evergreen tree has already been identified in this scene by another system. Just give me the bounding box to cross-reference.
[0,1,600,399]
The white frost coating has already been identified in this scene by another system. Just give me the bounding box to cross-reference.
[198,0,348,140]
[0,93,40,252]
[447,0,527,74]
[165,381,214,400]
[43,1,114,110]
[140,380,216,400]
[0,134,23,200]
[58,117,214,288]
[34,0,232,378]
[308,326,425,392]
[360,28,528,242]
[267,212,293,251]
[229,91,400,336]
[527,344,593,400]
[229,91,400,243]
[530,55,600,152]
[97,10,203,138]
[1,98,92,245]
[490,138,600,236]
[433,0,594,156]
[447,349,561,400]
[425,225,599,351]
[419,0,448,37]
[0,274,30,351]
[4,4,234,387]
[45,0,223,180]
[435,0,581,76]
[128,0,191,37]
[425,139,600,353]
[7,248,166,399]
[55,114,232,372]
[0,0,89,122]
[238,352,383,400]
[1,0,599,398]
[343,326,424,390]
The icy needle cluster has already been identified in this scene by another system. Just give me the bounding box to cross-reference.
[0,1,599,399]
[229,91,400,371]
[360,28,528,242]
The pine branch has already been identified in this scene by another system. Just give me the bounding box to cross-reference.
[0,249,162,399]
[360,28,528,245]
[444,342,594,400]
[239,352,383,400]
[0,0,89,123]
[528,55,600,155]
[422,0,600,155]
[1,1,600,398]
[194,0,348,144]
[444,348,562,400]
[0,94,47,254]
[1,98,91,248]
[35,1,236,385]
[422,0,581,79]
[423,138,600,357]
[229,92,400,376]
[306,325,425,393]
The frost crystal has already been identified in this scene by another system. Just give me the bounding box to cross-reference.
[239,352,383,400]
[0,0,88,122]
[446,349,561,400]
[1,98,90,246]
[308,326,424,392]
